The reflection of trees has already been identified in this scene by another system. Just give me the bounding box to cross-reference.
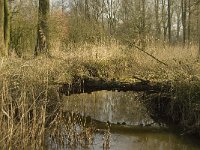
[63,91,153,125]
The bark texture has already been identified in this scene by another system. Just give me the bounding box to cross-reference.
[35,0,50,56]
[0,0,5,56]
[0,0,10,56]
[4,0,10,54]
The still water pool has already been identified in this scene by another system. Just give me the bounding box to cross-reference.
[48,91,200,150]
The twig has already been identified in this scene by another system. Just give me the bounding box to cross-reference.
[132,75,150,83]
[128,42,168,66]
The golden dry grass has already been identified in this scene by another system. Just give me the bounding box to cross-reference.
[0,42,200,149]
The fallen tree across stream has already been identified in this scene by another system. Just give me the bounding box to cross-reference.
[59,76,170,95]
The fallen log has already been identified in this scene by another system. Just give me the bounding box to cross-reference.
[59,76,170,95]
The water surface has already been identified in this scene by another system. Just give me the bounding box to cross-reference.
[59,91,200,150]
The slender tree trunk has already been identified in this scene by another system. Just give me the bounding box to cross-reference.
[0,0,9,56]
[181,0,187,45]
[4,0,10,54]
[167,0,171,43]
[198,3,200,57]
[61,0,64,13]
[107,0,114,36]
[35,0,50,56]
[84,0,89,20]
[176,11,181,41]
[0,0,4,56]
[101,1,104,30]
[141,0,146,49]
[123,0,128,21]
[161,0,167,41]
[187,0,191,44]
[155,0,160,39]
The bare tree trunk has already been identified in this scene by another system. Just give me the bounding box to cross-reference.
[122,0,128,21]
[0,0,9,57]
[155,0,160,39]
[105,0,115,36]
[101,0,104,30]
[141,0,146,49]
[61,0,64,13]
[84,0,90,20]
[4,0,10,54]
[161,0,167,41]
[0,0,4,56]
[181,0,187,45]
[109,0,114,36]
[167,0,171,43]
[35,0,50,56]
[188,0,191,44]
[176,10,181,41]
[198,3,200,56]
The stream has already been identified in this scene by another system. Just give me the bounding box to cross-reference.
[47,91,200,150]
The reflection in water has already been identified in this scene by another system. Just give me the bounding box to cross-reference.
[61,91,200,150]
[63,91,153,125]
[93,132,200,150]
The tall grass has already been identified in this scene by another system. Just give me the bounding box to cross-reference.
[0,57,54,149]
[0,56,105,149]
